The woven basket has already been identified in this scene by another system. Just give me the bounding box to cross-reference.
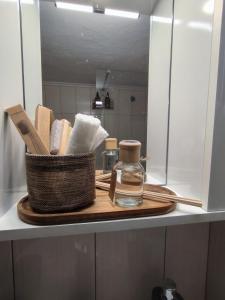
[25,153,95,213]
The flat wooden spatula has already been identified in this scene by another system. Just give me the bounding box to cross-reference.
[35,105,54,151]
[6,104,49,155]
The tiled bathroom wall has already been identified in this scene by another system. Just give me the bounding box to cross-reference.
[43,82,148,167]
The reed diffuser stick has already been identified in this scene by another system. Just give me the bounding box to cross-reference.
[95,181,202,208]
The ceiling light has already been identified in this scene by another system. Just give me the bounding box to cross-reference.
[55,2,93,13]
[105,8,139,19]
[151,16,172,24]
[151,16,182,25]
[188,21,212,32]
[203,0,214,15]
[21,0,34,4]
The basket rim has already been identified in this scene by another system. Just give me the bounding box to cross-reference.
[26,152,94,159]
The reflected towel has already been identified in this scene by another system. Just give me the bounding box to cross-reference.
[50,119,63,155]
[90,125,109,152]
[66,114,101,154]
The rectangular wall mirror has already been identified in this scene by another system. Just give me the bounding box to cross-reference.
[20,0,174,183]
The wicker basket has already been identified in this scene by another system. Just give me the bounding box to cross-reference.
[25,153,95,213]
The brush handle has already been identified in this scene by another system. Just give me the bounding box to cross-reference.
[6,104,49,155]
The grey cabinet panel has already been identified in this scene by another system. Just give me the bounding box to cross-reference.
[0,241,14,300]
[206,221,225,300]
[165,223,209,300]
[96,228,166,300]
[13,235,95,300]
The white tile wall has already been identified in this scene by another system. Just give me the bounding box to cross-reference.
[131,114,147,155]
[117,89,131,115]
[76,86,91,114]
[60,86,76,114]
[44,85,61,113]
[131,89,147,115]
[118,114,132,141]
[104,114,118,138]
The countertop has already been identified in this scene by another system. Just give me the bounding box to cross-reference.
[1,191,225,241]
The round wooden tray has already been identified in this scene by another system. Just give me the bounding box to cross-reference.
[17,184,176,226]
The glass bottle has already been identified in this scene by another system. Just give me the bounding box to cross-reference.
[105,92,111,109]
[162,279,184,300]
[92,91,103,109]
[114,140,145,207]
[102,138,119,173]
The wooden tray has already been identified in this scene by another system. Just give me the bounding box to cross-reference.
[17,185,176,226]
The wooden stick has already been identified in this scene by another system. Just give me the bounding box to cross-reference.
[95,181,202,208]
[58,120,71,155]
[95,173,112,181]
[143,191,202,207]
[35,105,52,151]
[95,181,110,191]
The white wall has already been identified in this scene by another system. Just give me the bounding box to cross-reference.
[43,82,148,167]
[147,0,174,184]
[146,0,225,210]
[167,0,215,201]
[0,0,26,216]
[20,0,43,121]
[206,0,225,210]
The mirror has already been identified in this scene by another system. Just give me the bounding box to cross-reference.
[21,0,174,181]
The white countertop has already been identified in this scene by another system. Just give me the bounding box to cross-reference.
[1,191,225,241]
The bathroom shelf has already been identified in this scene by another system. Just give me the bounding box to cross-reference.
[1,190,225,241]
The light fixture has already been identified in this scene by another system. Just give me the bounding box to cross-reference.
[55,2,93,13]
[105,8,139,19]
[151,16,172,24]
[203,0,214,15]
[151,16,182,25]
[188,21,212,32]
[21,0,34,4]
[55,2,140,19]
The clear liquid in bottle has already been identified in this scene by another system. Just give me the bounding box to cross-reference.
[114,140,145,208]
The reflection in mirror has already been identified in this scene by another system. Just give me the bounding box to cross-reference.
[40,0,152,168]
[147,0,174,185]
[18,0,174,181]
